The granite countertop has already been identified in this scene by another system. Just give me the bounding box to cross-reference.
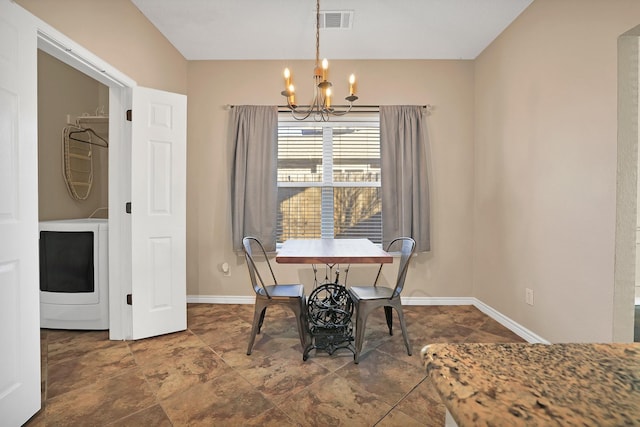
[422,342,640,426]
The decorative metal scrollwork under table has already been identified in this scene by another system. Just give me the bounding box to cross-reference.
[303,283,355,361]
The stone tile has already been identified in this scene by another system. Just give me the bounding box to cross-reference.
[108,405,172,426]
[234,302,260,324]
[375,336,424,369]
[402,305,446,323]
[46,329,113,363]
[354,323,394,358]
[393,378,446,425]
[210,334,259,365]
[187,303,245,327]
[279,373,393,427]
[304,349,355,372]
[232,346,330,404]
[412,322,475,344]
[190,317,253,347]
[244,406,301,426]
[160,371,274,425]
[139,345,232,400]
[128,330,203,366]
[376,408,428,426]
[258,331,303,353]
[477,318,526,342]
[443,305,490,329]
[259,311,305,339]
[336,349,426,407]
[46,370,156,426]
[406,305,480,336]
[212,330,303,368]
[47,343,136,399]
[465,328,523,343]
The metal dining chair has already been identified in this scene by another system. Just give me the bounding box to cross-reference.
[242,236,308,355]
[348,237,416,363]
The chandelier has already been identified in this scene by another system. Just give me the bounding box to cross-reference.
[280,0,358,121]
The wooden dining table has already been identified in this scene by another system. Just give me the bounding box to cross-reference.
[275,238,392,265]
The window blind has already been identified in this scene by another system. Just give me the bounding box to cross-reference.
[277,118,381,244]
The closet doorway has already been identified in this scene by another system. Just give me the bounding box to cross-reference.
[37,50,110,331]
[36,30,188,342]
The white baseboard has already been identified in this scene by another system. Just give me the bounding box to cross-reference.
[186,294,549,344]
[401,296,476,306]
[470,298,550,344]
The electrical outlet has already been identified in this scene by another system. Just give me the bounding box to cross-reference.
[525,288,534,306]
[221,262,231,277]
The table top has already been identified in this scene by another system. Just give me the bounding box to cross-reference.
[276,239,392,264]
[422,342,640,426]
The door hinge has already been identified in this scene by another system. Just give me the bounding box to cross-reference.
[126,202,131,214]
[126,294,132,305]
[126,109,132,121]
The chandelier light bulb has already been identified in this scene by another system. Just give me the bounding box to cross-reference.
[284,68,291,87]
[288,84,296,105]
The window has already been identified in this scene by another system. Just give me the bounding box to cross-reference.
[277,115,382,244]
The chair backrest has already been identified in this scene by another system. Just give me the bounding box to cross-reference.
[373,237,416,298]
[242,236,277,298]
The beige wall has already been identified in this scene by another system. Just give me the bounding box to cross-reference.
[18,0,187,94]
[38,50,109,220]
[474,0,640,342]
[186,60,476,298]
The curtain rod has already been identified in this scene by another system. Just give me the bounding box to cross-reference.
[224,104,433,113]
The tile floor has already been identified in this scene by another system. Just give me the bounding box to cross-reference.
[25,304,525,426]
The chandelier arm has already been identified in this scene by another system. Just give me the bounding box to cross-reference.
[323,104,354,116]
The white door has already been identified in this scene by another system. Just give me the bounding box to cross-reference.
[0,1,41,425]
[131,87,187,339]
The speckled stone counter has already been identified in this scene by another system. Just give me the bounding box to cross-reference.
[422,343,640,426]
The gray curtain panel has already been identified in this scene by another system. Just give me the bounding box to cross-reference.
[230,105,278,251]
[380,105,431,252]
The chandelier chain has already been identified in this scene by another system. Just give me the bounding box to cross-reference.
[315,0,320,66]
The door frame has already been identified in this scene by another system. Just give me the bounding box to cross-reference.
[613,25,640,341]
[36,23,136,340]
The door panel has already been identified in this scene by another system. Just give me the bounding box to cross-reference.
[0,1,41,424]
[131,87,187,339]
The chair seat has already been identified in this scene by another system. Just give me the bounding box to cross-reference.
[258,284,305,298]
[349,285,395,300]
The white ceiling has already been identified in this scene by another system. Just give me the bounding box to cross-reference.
[131,0,534,61]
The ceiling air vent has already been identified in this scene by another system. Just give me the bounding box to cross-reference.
[319,11,353,29]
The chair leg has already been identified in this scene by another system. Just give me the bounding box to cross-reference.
[247,305,266,355]
[395,305,412,356]
[292,299,309,351]
[384,306,393,335]
[353,305,370,364]
[257,307,267,334]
